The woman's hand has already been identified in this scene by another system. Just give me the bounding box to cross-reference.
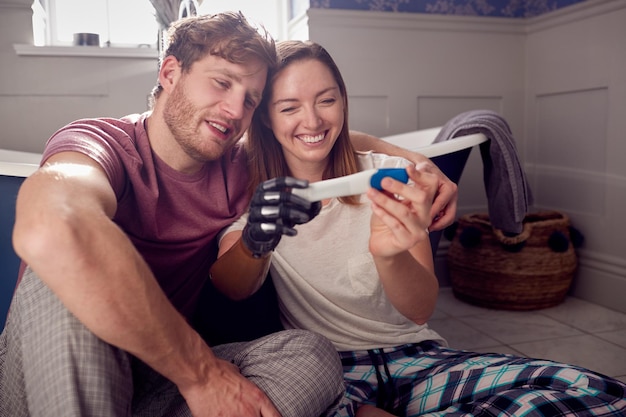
[366,164,439,258]
[348,130,458,231]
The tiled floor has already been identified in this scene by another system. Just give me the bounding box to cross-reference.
[429,288,626,382]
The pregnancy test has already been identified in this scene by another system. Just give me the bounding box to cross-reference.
[292,168,409,202]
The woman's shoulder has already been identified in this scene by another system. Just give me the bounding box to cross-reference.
[356,151,411,170]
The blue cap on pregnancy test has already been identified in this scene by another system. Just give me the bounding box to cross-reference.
[370,168,409,190]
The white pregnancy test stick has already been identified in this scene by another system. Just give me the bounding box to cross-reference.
[292,168,409,202]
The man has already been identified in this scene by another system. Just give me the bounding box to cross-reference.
[0,12,457,417]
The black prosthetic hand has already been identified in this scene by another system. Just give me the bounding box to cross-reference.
[242,177,322,258]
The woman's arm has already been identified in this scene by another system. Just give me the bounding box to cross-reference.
[210,177,321,301]
[349,130,458,232]
[365,165,439,324]
[210,230,271,300]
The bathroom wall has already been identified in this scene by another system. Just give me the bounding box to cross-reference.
[289,0,626,313]
[1,0,624,313]
[524,0,626,313]
[0,0,157,153]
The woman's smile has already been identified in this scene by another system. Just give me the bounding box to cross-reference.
[296,132,327,145]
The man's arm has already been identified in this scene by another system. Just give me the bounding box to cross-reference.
[12,151,279,417]
[349,130,458,231]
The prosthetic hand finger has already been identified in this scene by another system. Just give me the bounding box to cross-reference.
[242,223,281,259]
[279,194,322,226]
[263,178,322,225]
[243,177,321,258]
[246,222,297,241]
[242,221,298,258]
[250,185,319,213]
[261,176,309,192]
[251,177,321,223]
[248,204,319,226]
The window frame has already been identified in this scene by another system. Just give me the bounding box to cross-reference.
[34,0,159,49]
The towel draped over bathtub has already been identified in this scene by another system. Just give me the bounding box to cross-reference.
[433,110,533,235]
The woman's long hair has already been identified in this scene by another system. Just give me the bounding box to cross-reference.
[246,40,360,205]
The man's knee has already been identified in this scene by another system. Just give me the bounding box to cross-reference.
[254,330,345,417]
[283,329,343,377]
[262,329,341,371]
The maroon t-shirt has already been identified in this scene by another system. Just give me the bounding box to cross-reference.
[41,113,250,319]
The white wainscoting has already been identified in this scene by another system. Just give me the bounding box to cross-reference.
[297,0,626,313]
[525,0,626,313]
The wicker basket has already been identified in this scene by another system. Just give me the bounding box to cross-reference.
[447,211,578,310]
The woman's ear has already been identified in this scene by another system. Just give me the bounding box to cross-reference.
[158,55,181,92]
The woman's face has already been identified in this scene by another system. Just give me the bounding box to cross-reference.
[267,59,345,172]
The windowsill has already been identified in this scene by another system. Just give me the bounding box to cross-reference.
[13,44,158,59]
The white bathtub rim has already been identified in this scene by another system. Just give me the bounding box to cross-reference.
[0,162,39,178]
[0,149,42,177]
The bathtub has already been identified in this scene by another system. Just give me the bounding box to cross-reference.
[1,149,41,331]
[382,127,488,254]
[382,126,487,177]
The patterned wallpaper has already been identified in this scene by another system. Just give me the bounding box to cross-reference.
[291,0,586,18]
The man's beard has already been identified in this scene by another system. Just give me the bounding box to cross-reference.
[163,82,230,162]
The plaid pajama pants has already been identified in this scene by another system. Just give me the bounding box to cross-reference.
[0,267,345,417]
[335,341,626,416]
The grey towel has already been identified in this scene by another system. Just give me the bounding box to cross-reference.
[433,110,533,234]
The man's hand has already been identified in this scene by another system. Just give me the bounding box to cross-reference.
[242,177,321,258]
[414,161,458,231]
[181,357,281,417]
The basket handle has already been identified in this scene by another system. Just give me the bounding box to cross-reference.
[492,223,532,245]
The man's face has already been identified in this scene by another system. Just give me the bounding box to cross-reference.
[163,54,267,163]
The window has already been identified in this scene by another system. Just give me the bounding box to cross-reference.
[198,0,286,40]
[32,0,287,49]
[32,0,159,47]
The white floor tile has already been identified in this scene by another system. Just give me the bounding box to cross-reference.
[509,334,626,378]
[435,288,495,317]
[428,317,500,350]
[595,328,626,349]
[430,292,626,380]
[540,297,626,333]
[430,308,448,320]
[457,310,583,344]
[472,345,528,357]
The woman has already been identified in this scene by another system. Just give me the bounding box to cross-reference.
[210,40,626,417]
